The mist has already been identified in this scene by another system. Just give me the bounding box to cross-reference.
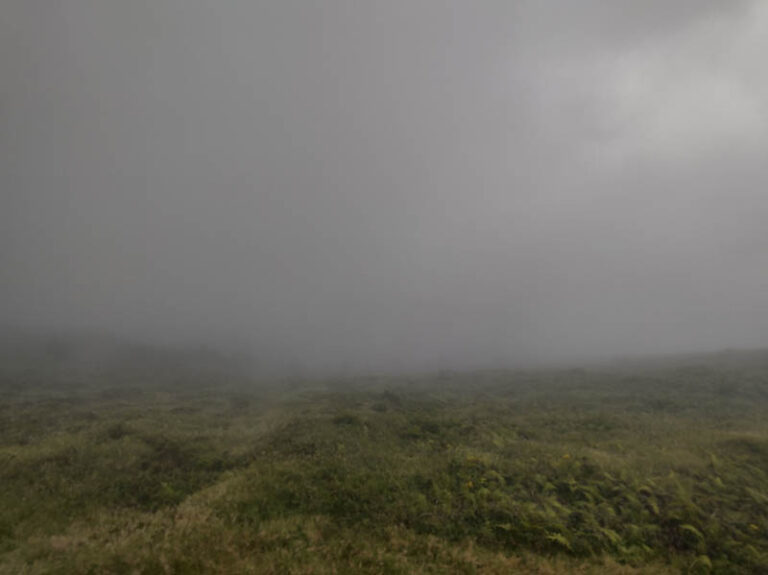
[2,1,767,373]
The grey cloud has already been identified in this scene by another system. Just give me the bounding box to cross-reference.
[2,1,767,372]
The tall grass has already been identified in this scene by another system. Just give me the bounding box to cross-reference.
[1,354,768,573]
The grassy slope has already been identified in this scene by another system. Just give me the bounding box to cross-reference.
[1,351,768,573]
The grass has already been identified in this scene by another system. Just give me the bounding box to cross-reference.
[2,347,768,573]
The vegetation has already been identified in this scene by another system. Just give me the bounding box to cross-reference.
[2,345,768,573]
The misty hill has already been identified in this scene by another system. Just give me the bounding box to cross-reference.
[4,329,768,381]
[3,339,768,572]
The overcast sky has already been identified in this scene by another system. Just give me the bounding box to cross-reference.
[2,1,767,371]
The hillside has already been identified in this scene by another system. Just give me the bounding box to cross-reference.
[2,344,768,573]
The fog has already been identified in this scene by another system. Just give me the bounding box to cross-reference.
[2,1,767,373]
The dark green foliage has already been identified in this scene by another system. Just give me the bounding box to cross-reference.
[333,413,362,426]
[2,354,768,572]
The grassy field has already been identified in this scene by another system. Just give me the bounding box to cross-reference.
[2,344,768,573]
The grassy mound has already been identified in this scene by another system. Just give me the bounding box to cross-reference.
[2,355,768,573]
